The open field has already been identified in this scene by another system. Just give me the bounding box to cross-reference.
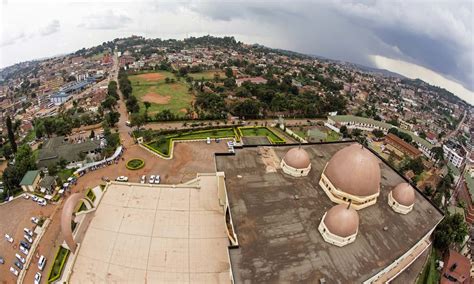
[129,71,193,115]
[187,70,225,80]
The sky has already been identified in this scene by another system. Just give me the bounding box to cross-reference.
[1,0,473,104]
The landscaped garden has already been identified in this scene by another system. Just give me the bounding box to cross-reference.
[128,71,193,116]
[48,246,70,283]
[126,158,145,170]
[142,126,284,158]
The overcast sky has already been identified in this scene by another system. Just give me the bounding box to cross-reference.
[1,0,472,104]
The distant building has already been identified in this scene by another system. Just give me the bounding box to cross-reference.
[20,170,40,192]
[384,133,422,159]
[37,136,101,169]
[425,132,438,145]
[235,77,267,87]
[38,175,57,195]
[443,141,466,168]
[441,249,470,284]
[50,91,71,105]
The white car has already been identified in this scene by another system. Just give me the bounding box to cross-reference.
[19,246,29,255]
[34,272,42,284]
[15,253,25,264]
[154,175,161,184]
[206,137,211,144]
[23,194,30,199]
[32,195,39,202]
[4,234,13,243]
[24,234,33,243]
[9,267,18,276]
[24,228,33,237]
[149,175,155,184]
[116,176,128,182]
[38,255,46,271]
[37,199,47,206]
[140,175,146,184]
[31,217,39,224]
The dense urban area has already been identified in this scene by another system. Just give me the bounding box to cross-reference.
[0,35,472,283]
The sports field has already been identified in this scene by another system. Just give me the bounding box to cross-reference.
[129,71,193,115]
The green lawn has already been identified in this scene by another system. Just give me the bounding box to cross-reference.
[129,71,193,116]
[416,249,440,284]
[187,70,225,80]
[326,130,341,142]
[58,168,74,183]
[240,127,285,143]
[48,246,70,283]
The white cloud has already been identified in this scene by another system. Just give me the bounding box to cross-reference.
[40,19,60,36]
[371,55,474,105]
[79,10,132,30]
[0,32,26,47]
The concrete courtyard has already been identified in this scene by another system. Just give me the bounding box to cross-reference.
[69,175,231,283]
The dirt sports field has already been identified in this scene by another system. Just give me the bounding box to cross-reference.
[129,71,193,116]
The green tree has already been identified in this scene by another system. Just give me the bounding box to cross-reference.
[130,113,146,130]
[433,213,468,251]
[225,67,233,78]
[372,129,384,138]
[432,146,444,161]
[6,116,17,153]
[105,111,120,127]
[90,130,95,139]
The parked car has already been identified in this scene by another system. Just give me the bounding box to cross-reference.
[20,240,31,250]
[0,256,4,264]
[206,137,211,144]
[140,175,146,184]
[37,199,47,206]
[38,255,46,271]
[14,260,23,270]
[31,217,39,224]
[32,195,39,202]
[24,234,33,243]
[149,175,155,184]
[23,194,30,199]
[10,267,18,276]
[115,176,128,182]
[154,175,161,184]
[15,253,25,264]
[24,228,33,237]
[34,272,42,284]
[4,234,13,243]
[19,246,29,255]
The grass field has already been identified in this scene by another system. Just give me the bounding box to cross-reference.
[240,127,285,143]
[187,70,225,80]
[129,71,193,116]
[416,249,440,284]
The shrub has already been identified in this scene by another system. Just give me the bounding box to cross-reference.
[126,159,145,170]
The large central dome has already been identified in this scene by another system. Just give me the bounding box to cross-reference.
[324,144,381,197]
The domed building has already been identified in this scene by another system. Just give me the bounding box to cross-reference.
[318,204,359,247]
[319,144,381,210]
[280,147,311,177]
[388,182,415,214]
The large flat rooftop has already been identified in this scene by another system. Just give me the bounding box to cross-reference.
[215,142,443,283]
[70,175,231,283]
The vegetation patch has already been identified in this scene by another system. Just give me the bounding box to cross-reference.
[239,127,285,144]
[126,158,145,170]
[129,71,193,116]
[86,188,96,202]
[187,70,225,80]
[416,249,440,284]
[48,246,70,283]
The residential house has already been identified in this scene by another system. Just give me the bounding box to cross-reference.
[38,175,56,195]
[441,249,470,284]
[384,133,422,159]
[20,170,40,192]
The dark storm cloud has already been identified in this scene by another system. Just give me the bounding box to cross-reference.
[188,0,473,91]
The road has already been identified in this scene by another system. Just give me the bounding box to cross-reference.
[445,110,467,141]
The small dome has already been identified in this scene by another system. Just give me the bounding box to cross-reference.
[324,144,381,197]
[324,204,359,237]
[392,183,415,206]
[283,147,311,169]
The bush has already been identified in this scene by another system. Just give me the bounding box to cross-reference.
[48,246,70,283]
[126,159,145,170]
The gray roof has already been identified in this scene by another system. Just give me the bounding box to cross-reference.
[215,143,443,283]
[39,175,56,189]
[38,136,100,168]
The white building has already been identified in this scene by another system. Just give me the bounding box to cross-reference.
[443,143,465,168]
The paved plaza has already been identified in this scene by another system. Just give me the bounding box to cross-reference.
[70,175,231,283]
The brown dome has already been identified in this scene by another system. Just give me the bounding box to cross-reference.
[324,204,359,237]
[283,147,311,169]
[392,182,415,206]
[324,144,381,197]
